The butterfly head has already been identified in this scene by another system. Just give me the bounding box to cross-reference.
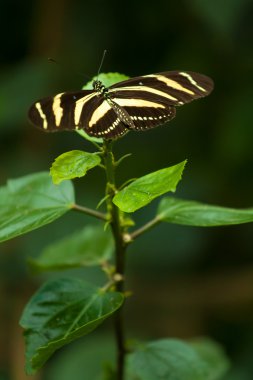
[93,80,107,94]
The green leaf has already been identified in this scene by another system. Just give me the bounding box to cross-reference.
[157,197,253,227]
[0,172,74,243]
[83,72,129,90]
[113,161,186,213]
[45,333,115,380]
[50,150,101,185]
[126,338,229,380]
[29,224,114,271]
[20,278,124,375]
[190,338,230,380]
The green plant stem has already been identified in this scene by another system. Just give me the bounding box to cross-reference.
[72,203,107,220]
[102,139,126,380]
[130,216,161,240]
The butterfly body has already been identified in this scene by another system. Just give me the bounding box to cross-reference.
[29,71,214,139]
[92,79,108,95]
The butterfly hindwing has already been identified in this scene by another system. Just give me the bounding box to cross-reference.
[108,92,177,131]
[85,99,129,139]
[124,105,176,131]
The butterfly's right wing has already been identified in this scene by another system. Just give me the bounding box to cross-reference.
[28,90,128,139]
[28,90,96,131]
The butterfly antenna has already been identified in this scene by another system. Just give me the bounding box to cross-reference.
[97,50,107,81]
[48,57,91,80]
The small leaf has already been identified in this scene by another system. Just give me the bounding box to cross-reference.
[50,150,101,185]
[126,338,229,380]
[83,73,129,90]
[29,224,114,271]
[157,197,253,226]
[20,278,124,374]
[113,161,186,213]
[0,172,74,243]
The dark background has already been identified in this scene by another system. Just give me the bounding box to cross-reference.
[0,0,253,379]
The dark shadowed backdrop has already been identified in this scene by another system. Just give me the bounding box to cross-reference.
[0,0,253,379]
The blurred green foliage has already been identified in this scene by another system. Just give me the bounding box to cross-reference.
[0,0,253,379]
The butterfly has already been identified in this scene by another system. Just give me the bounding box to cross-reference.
[28,71,214,139]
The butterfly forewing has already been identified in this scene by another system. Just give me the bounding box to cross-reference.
[29,90,96,131]
[28,70,213,139]
[109,71,214,106]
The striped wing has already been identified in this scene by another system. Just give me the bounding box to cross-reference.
[28,70,213,139]
[107,70,213,134]
[28,90,128,138]
[109,71,214,105]
[29,90,95,131]
[109,97,176,131]
[83,99,129,138]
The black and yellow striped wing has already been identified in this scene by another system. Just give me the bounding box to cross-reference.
[28,71,213,139]
[28,89,130,138]
[29,90,96,131]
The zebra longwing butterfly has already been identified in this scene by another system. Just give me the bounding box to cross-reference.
[28,71,214,139]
